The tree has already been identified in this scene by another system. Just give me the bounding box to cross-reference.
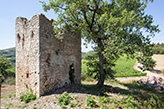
[0,57,12,80]
[40,0,160,85]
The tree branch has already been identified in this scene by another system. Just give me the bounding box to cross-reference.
[83,11,91,29]
[68,8,79,24]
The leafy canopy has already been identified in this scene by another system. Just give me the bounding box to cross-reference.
[0,57,12,80]
[40,0,160,79]
[40,0,159,53]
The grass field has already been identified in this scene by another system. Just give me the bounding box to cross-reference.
[82,55,146,79]
[113,55,146,77]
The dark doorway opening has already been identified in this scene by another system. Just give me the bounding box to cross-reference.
[69,63,75,83]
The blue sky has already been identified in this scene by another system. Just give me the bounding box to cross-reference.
[0,0,163,52]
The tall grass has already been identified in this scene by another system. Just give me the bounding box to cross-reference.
[113,55,146,77]
[81,55,146,80]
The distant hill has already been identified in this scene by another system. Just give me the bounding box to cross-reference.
[0,47,15,63]
[153,43,164,54]
[0,47,88,63]
[82,51,96,59]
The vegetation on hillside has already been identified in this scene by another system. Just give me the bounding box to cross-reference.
[0,47,15,64]
[82,52,146,81]
[113,55,146,77]
[152,43,164,54]
[0,48,15,84]
[0,57,15,83]
[82,51,96,60]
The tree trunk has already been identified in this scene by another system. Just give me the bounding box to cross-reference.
[96,39,105,86]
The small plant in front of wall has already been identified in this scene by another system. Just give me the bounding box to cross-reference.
[56,49,60,55]
[57,91,72,108]
[24,83,28,89]
[19,91,36,103]
[86,95,97,107]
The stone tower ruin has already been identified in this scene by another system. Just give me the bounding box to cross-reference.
[16,14,81,97]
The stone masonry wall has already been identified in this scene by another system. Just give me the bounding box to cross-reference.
[16,15,40,97]
[39,14,81,96]
[16,14,81,97]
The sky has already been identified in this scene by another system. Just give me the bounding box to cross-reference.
[0,0,164,52]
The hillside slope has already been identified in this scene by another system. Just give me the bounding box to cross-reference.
[0,47,15,63]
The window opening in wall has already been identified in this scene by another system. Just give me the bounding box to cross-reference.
[31,31,34,38]
[17,33,21,43]
[22,35,25,47]
[69,63,75,83]
[26,71,29,78]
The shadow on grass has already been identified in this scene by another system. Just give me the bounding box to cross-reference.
[44,81,132,97]
[44,80,164,101]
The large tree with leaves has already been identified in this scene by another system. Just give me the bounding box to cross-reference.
[0,57,12,80]
[40,0,160,85]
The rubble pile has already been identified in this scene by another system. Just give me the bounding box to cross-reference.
[137,76,164,90]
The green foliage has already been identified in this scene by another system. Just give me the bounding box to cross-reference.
[40,0,159,85]
[152,43,164,54]
[82,54,146,80]
[97,96,111,104]
[120,96,140,107]
[84,52,116,80]
[113,55,147,77]
[137,55,156,71]
[123,81,164,108]
[0,47,15,63]
[69,102,76,107]
[57,91,72,107]
[100,105,110,109]
[6,67,15,77]
[86,95,97,107]
[4,103,14,108]
[19,92,36,103]
[82,51,96,60]
[24,83,28,89]
[69,68,75,83]
[8,92,16,99]
[0,48,15,84]
[0,57,12,81]
[21,104,27,109]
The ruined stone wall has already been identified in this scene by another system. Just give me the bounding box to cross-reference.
[16,14,81,97]
[16,15,40,97]
[39,14,81,96]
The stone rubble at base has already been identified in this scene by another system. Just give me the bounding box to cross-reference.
[137,76,164,90]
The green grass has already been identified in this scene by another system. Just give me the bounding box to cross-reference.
[113,55,146,77]
[82,55,146,79]
[82,80,164,109]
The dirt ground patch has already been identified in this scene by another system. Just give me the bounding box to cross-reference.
[1,85,15,96]
[1,83,124,109]
[152,54,164,71]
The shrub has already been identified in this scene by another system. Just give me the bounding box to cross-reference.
[86,95,97,107]
[69,102,76,107]
[97,96,111,104]
[57,91,72,107]
[19,92,36,103]
[4,103,14,108]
